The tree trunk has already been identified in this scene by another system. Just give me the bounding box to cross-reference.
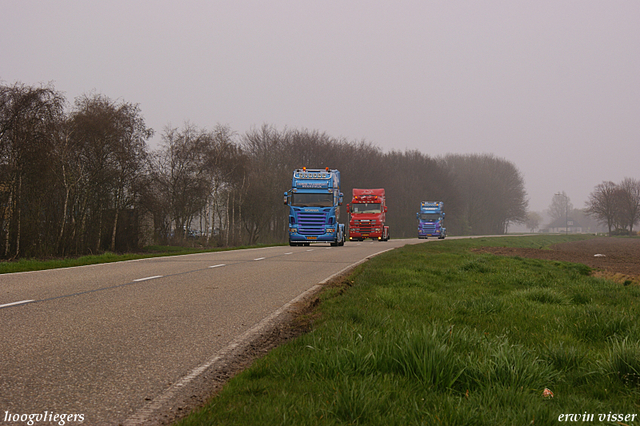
[96,210,103,253]
[77,194,89,254]
[225,191,231,247]
[57,176,70,254]
[15,174,22,258]
[3,185,13,257]
[110,207,119,252]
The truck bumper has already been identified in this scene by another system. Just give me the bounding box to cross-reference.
[289,232,336,243]
[349,231,382,240]
[418,231,441,238]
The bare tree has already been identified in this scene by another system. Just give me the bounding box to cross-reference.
[585,181,618,235]
[106,102,152,251]
[149,124,212,243]
[200,125,246,245]
[548,191,573,222]
[240,125,291,244]
[66,93,152,253]
[0,82,65,258]
[525,211,543,232]
[616,177,640,234]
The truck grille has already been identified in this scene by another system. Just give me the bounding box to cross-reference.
[422,224,436,233]
[353,220,374,233]
[298,212,326,235]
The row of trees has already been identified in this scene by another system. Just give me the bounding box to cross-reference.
[1,81,529,259]
[586,178,640,235]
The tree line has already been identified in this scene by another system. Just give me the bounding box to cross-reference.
[0,81,528,259]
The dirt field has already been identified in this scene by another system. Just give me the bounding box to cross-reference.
[476,237,640,285]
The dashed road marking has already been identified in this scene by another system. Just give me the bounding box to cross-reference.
[133,275,163,282]
[0,300,35,309]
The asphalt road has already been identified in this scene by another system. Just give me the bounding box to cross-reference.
[0,238,435,425]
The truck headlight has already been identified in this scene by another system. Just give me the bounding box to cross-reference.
[289,228,297,233]
[326,228,335,233]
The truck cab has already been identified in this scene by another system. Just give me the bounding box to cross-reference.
[417,201,446,239]
[284,167,346,246]
[347,188,389,241]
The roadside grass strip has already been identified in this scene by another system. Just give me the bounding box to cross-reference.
[176,234,640,426]
[0,243,284,274]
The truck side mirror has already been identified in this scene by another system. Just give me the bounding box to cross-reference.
[283,191,288,205]
[346,204,350,213]
[384,206,388,213]
[416,213,419,219]
[442,212,445,217]
[339,192,343,206]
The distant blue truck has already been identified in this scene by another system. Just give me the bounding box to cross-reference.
[284,167,346,246]
[417,201,446,239]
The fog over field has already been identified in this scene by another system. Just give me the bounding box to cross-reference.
[2,1,639,212]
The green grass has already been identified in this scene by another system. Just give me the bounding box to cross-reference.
[0,243,281,274]
[176,234,640,425]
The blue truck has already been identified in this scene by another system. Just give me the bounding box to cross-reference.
[284,167,346,246]
[417,201,446,239]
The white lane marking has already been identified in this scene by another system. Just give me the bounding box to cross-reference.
[284,252,293,255]
[306,249,314,252]
[123,243,407,426]
[133,275,163,282]
[123,271,330,426]
[208,264,226,268]
[0,299,35,309]
[254,257,265,261]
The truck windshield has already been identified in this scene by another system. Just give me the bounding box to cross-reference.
[291,193,333,207]
[420,213,441,221]
[351,203,381,214]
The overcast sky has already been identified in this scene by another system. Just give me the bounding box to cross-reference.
[2,1,639,212]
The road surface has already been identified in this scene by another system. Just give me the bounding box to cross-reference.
[0,238,435,425]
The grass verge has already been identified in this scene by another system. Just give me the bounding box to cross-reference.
[0,244,281,274]
[176,234,640,425]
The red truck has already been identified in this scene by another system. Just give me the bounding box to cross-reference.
[347,188,390,241]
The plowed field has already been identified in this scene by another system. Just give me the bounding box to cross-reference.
[476,237,640,285]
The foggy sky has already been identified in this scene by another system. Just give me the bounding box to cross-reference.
[2,1,639,213]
